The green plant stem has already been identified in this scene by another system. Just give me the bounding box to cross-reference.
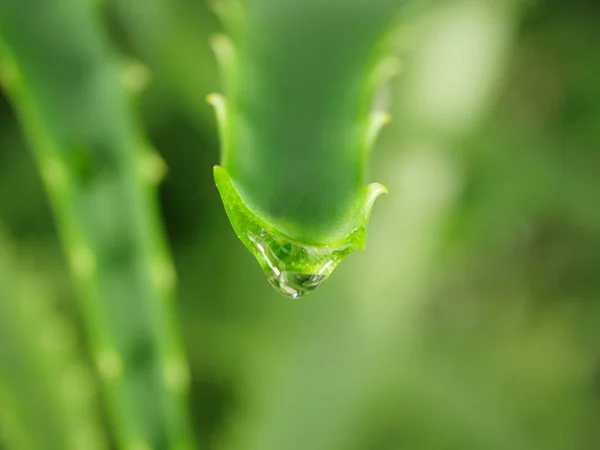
[0,230,107,450]
[0,0,195,448]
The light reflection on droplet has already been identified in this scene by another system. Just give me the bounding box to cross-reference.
[247,231,352,299]
[267,271,328,299]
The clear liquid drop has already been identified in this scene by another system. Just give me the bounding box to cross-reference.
[267,272,327,299]
[247,231,355,299]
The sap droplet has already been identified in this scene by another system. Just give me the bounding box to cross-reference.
[247,231,353,299]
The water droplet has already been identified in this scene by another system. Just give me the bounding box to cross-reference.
[267,272,327,299]
[247,231,354,299]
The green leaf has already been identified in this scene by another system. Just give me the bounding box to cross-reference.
[214,165,386,298]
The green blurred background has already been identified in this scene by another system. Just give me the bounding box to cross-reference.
[1,0,600,449]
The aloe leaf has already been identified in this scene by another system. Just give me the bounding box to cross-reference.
[210,0,405,297]
[0,230,107,450]
[0,0,195,448]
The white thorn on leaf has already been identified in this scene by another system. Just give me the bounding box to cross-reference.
[210,34,235,68]
[42,158,67,191]
[363,182,389,221]
[163,358,190,393]
[152,258,177,294]
[121,60,151,94]
[139,151,167,184]
[367,111,392,148]
[96,349,123,381]
[70,247,96,280]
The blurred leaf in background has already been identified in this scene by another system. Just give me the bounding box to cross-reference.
[1,0,600,449]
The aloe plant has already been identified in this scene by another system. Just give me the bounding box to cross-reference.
[0,230,107,450]
[210,0,406,298]
[214,1,527,448]
[0,0,195,448]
